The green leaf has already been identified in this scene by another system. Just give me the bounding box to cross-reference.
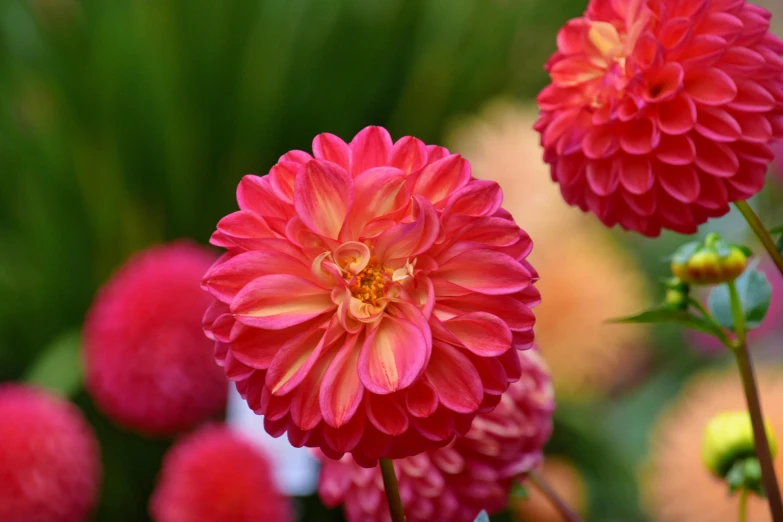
[708,261,772,331]
[473,511,490,522]
[510,482,529,500]
[25,330,83,397]
[608,307,725,338]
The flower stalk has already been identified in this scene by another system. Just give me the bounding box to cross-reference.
[528,470,584,522]
[739,488,748,522]
[735,201,783,280]
[379,458,406,522]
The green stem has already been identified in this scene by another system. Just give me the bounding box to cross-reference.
[735,201,783,280]
[727,281,747,347]
[379,458,406,522]
[739,488,748,522]
[686,297,734,347]
[529,470,584,522]
[734,343,783,521]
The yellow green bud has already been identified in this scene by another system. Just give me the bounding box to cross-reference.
[670,236,750,286]
[702,411,777,479]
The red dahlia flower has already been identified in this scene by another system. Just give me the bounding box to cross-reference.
[0,385,101,522]
[318,350,554,522]
[202,126,538,466]
[536,0,783,236]
[84,242,227,436]
[150,425,291,522]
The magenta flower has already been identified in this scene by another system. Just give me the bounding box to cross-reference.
[536,0,783,236]
[85,242,227,436]
[150,425,292,522]
[202,126,538,465]
[317,350,554,522]
[0,385,101,522]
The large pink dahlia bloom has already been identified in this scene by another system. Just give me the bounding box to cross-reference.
[202,126,538,466]
[150,425,291,522]
[318,350,554,522]
[85,242,227,436]
[0,385,101,522]
[536,0,783,236]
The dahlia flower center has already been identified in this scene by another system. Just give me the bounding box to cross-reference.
[349,258,393,306]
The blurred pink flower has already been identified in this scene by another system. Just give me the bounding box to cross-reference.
[0,384,100,522]
[202,126,538,466]
[150,425,291,522]
[84,242,227,436]
[317,350,554,522]
[773,141,783,180]
[688,261,783,352]
[536,0,783,236]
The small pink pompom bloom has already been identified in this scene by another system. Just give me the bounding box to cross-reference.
[536,0,783,236]
[0,384,101,522]
[150,425,292,522]
[317,350,554,522]
[202,126,538,466]
[84,242,227,436]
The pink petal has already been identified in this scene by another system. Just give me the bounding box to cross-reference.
[290,346,337,430]
[619,156,653,194]
[366,394,409,436]
[656,134,696,165]
[323,413,366,453]
[619,118,659,155]
[442,180,502,217]
[374,196,439,261]
[230,321,315,370]
[469,354,508,395]
[269,161,301,203]
[659,164,700,203]
[582,126,619,159]
[264,327,328,395]
[203,250,313,302]
[294,159,354,240]
[358,315,429,394]
[405,378,438,418]
[313,133,352,171]
[586,159,620,196]
[412,154,471,207]
[734,113,773,143]
[320,335,364,428]
[443,312,512,357]
[231,274,334,329]
[344,167,409,238]
[426,342,482,413]
[656,94,696,135]
[350,126,392,176]
[437,293,534,331]
[216,210,276,250]
[434,250,531,295]
[644,62,684,103]
[684,68,737,106]
[389,136,428,174]
[658,17,691,50]
[729,80,775,112]
[693,137,740,177]
[695,107,741,142]
[237,175,293,220]
[678,35,728,69]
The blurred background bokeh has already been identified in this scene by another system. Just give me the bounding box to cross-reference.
[1,0,782,520]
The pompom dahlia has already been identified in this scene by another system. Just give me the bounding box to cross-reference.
[536,0,783,236]
[84,242,227,436]
[150,425,291,522]
[0,384,101,522]
[202,126,538,466]
[318,350,554,522]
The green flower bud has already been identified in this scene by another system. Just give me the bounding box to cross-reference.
[670,236,749,286]
[664,277,690,310]
[702,411,777,495]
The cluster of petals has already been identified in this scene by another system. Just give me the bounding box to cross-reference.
[202,126,539,466]
[536,0,783,236]
[0,384,101,522]
[150,425,291,522]
[84,242,227,436]
[317,350,554,522]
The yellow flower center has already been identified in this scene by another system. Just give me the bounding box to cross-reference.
[349,257,393,306]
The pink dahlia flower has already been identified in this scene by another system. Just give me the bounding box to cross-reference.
[85,242,227,436]
[150,425,291,522]
[0,384,101,522]
[536,0,783,236]
[202,126,538,466]
[317,350,554,522]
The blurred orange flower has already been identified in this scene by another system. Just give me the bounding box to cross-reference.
[644,366,783,522]
[451,104,650,400]
[510,457,587,522]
